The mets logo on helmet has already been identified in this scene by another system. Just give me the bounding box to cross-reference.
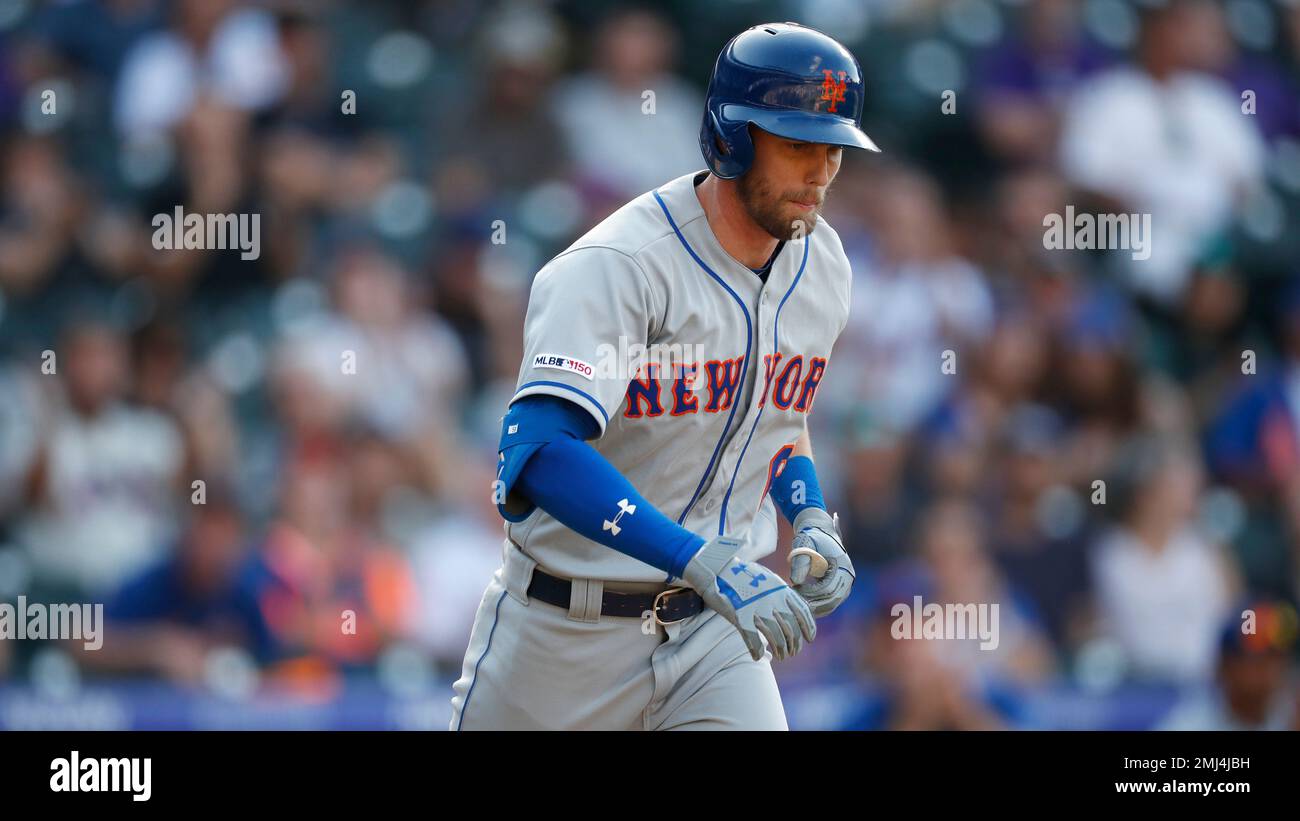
[820,70,848,113]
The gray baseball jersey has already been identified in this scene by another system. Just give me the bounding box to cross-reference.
[504,169,852,581]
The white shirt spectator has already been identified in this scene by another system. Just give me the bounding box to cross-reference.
[114,7,288,137]
[1092,525,1233,683]
[277,311,469,440]
[1060,67,1265,304]
[20,403,184,595]
[408,512,508,666]
[552,73,704,198]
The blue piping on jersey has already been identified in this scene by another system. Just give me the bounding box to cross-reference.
[718,236,810,532]
[652,190,752,531]
[514,380,610,428]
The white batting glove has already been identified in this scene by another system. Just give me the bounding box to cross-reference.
[788,508,855,618]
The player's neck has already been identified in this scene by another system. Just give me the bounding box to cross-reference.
[695,174,781,270]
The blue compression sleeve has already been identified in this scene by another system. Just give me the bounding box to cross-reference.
[496,394,600,523]
[496,395,705,578]
[767,454,826,523]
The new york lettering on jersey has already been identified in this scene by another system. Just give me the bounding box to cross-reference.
[622,354,828,418]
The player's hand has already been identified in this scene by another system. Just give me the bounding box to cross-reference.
[788,507,855,618]
[681,536,816,662]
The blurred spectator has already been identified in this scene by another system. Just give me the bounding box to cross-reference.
[0,136,80,298]
[983,404,1094,654]
[552,7,702,202]
[1208,285,1300,504]
[18,322,186,598]
[436,2,569,203]
[408,505,505,670]
[262,4,355,138]
[857,620,1007,731]
[911,497,1056,685]
[1147,257,1247,413]
[138,96,262,303]
[982,166,1076,297]
[114,0,287,138]
[974,0,1110,165]
[130,320,239,481]
[1159,599,1297,730]
[271,244,468,497]
[253,450,418,677]
[78,482,271,684]
[852,498,1054,729]
[837,422,915,569]
[1048,286,1145,486]
[1059,0,1265,305]
[1207,285,1300,597]
[848,498,1053,728]
[1163,0,1300,143]
[822,164,995,434]
[1091,435,1239,683]
[926,307,1052,462]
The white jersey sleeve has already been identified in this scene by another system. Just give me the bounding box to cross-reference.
[511,246,661,436]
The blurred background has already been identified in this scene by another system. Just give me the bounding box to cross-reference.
[0,0,1299,730]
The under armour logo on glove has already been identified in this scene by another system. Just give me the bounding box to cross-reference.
[730,563,767,588]
[602,498,637,536]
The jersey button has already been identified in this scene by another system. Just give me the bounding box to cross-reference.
[704,498,717,512]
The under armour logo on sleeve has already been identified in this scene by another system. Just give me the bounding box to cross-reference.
[602,498,637,536]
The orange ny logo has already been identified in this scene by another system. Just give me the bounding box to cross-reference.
[820,70,847,113]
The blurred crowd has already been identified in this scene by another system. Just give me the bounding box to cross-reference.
[0,0,1299,729]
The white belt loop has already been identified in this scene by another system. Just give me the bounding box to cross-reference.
[502,539,537,606]
[567,578,603,623]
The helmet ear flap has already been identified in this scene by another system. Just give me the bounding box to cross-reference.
[699,108,752,180]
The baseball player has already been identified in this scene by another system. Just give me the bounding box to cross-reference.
[450,22,879,730]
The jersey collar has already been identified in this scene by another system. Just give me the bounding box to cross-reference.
[655,170,803,295]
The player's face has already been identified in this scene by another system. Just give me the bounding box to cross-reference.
[737,127,842,241]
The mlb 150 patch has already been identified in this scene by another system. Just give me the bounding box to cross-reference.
[533,354,595,380]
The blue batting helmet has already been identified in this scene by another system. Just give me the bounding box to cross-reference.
[700,22,880,179]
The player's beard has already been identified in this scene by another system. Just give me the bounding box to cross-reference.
[736,172,820,241]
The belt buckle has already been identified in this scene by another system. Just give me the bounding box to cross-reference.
[653,587,692,626]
